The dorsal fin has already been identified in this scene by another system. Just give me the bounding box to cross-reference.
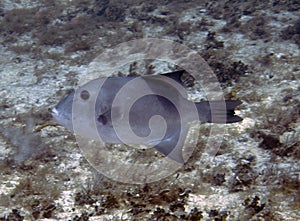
[161,70,185,85]
[161,70,195,87]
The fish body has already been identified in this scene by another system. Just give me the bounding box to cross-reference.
[52,70,242,162]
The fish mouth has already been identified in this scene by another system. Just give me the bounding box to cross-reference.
[50,107,61,124]
[50,107,66,123]
[51,107,59,117]
[50,107,74,131]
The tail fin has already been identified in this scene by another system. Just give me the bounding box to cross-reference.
[196,100,243,124]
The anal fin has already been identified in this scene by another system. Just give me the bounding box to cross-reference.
[153,127,190,164]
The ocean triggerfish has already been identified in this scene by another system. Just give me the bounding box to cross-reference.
[51,70,242,163]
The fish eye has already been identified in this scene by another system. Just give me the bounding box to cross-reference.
[80,90,90,100]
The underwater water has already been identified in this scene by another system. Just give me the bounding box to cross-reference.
[0,0,299,220]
